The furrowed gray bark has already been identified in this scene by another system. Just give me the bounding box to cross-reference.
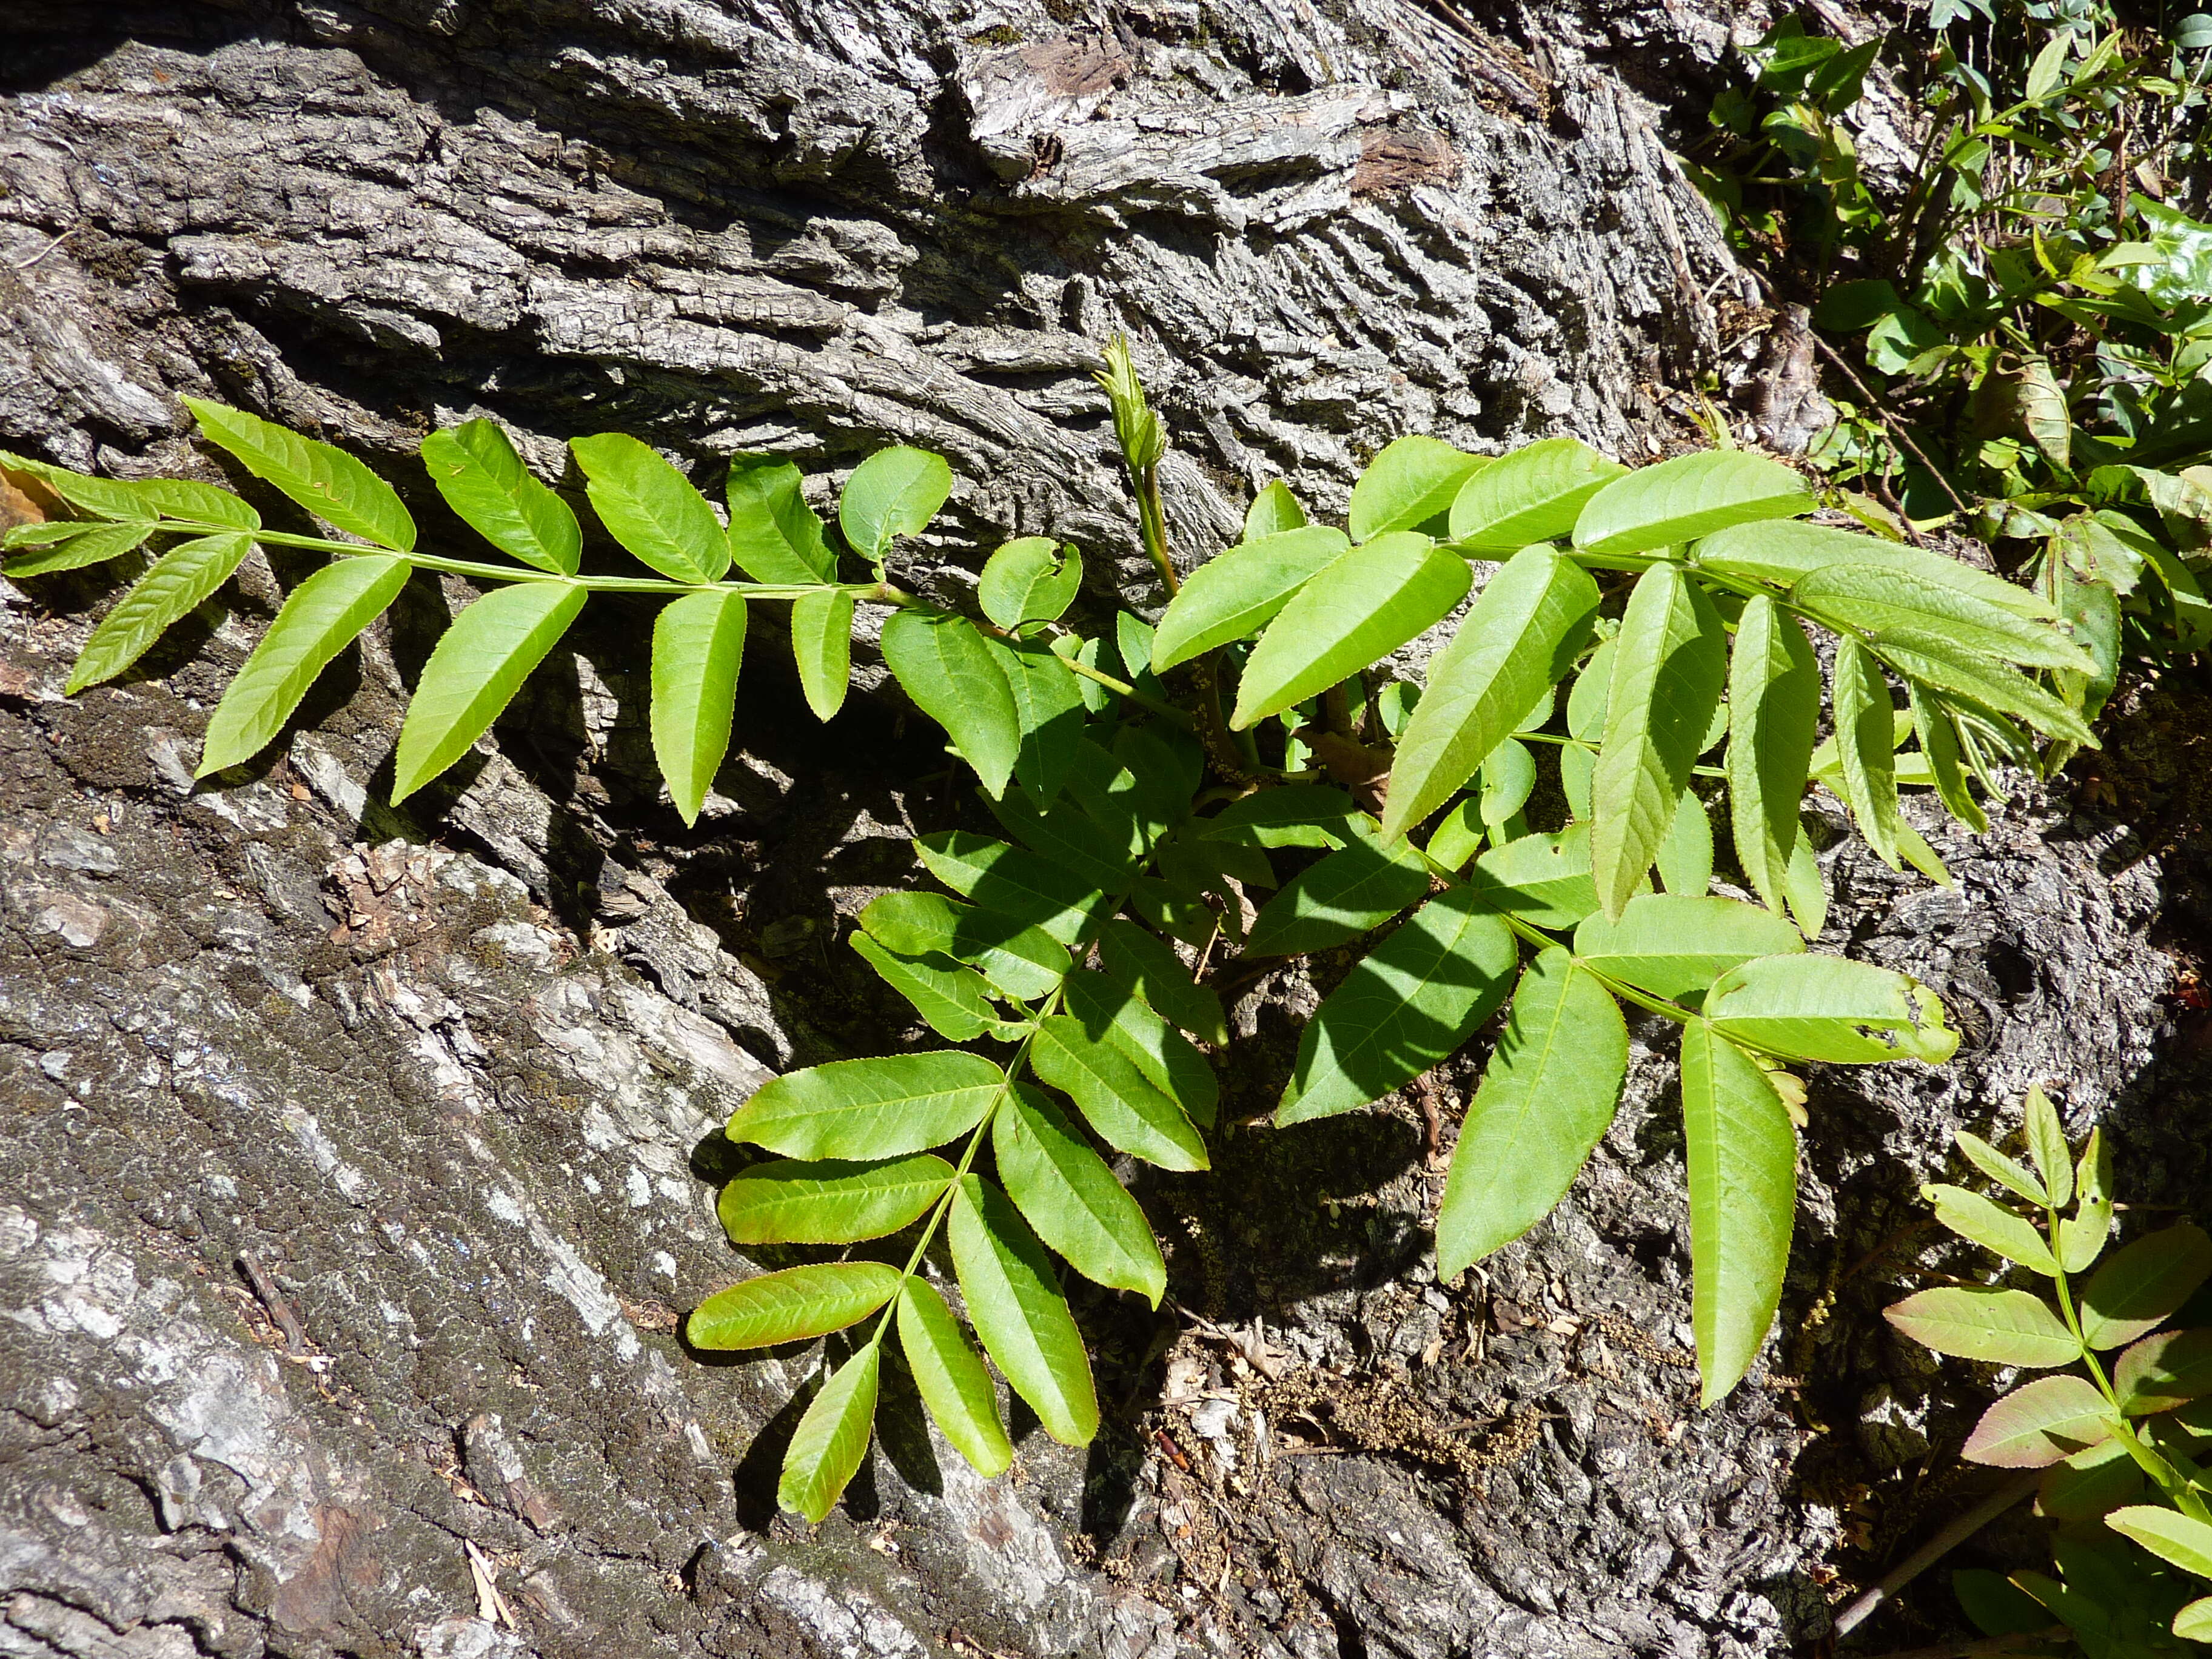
[2,4,2206,1658]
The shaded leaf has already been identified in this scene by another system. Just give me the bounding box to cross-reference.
[913,831,1108,948]
[859,890,1069,1001]
[1061,970,1218,1128]
[1244,836,1430,957]
[881,610,1022,798]
[2114,1327,2212,1416]
[1095,917,1227,1046]
[1030,1017,1207,1171]
[1962,1375,2114,1467]
[2038,1438,2143,1521]
[848,934,998,1041]
[2080,1225,2212,1350]
[1654,787,1714,896]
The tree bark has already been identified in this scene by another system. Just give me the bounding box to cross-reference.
[1,5,2202,1658]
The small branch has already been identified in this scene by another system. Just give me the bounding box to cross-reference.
[1830,1470,2043,1638]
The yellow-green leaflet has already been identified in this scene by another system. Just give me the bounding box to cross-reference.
[840,445,951,561]
[948,1176,1099,1446]
[1436,948,1627,1278]
[1723,596,1820,914]
[717,1154,955,1245]
[1680,1020,1797,1405]
[897,1279,1013,1477]
[792,588,854,721]
[67,532,253,694]
[687,1261,902,1350]
[881,610,1021,798]
[650,588,747,825]
[725,1053,1006,1161]
[778,1344,880,1523]
[420,419,580,574]
[185,398,417,550]
[1348,435,1487,540]
[570,431,728,583]
[199,554,412,776]
[994,1085,1166,1303]
[1572,451,1811,556]
[395,581,587,802]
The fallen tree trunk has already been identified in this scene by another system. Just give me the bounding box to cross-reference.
[0,4,2200,1658]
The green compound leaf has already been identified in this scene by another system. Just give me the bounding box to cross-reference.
[1349,435,1487,541]
[1095,917,1227,1047]
[989,794,1145,892]
[948,1175,1099,1446]
[569,432,729,583]
[199,554,411,775]
[5,520,155,578]
[1830,638,1903,869]
[649,588,747,826]
[1030,1016,1208,1171]
[897,1278,1012,1477]
[2114,1327,2212,1416]
[792,588,855,722]
[1911,685,1988,834]
[880,609,1022,799]
[394,581,586,801]
[1149,527,1350,671]
[1436,948,1627,1278]
[1869,636,2097,747]
[1061,970,1218,1128]
[1681,1019,1797,1406]
[1276,886,1517,1125]
[1380,544,1600,840]
[1724,596,1821,914]
[1572,894,1805,1001]
[67,532,253,694]
[1694,518,2057,620]
[420,420,580,574]
[726,458,836,583]
[0,449,159,521]
[1232,533,1472,729]
[1924,1184,2059,1275]
[1478,739,1538,828]
[1572,451,1811,557]
[979,537,1082,631]
[1447,437,1627,551]
[1883,1285,2083,1367]
[1962,1375,2115,1468]
[1461,825,1603,930]
[687,1261,902,1349]
[1244,836,1430,957]
[1792,563,2096,676]
[848,934,999,1041]
[2037,1438,2142,1523]
[994,1085,1167,1304]
[1245,480,1306,539]
[1704,953,1958,1064]
[779,1342,880,1523]
[184,398,417,551]
[128,475,261,531]
[2080,1225,2212,1350]
[724,1052,1005,1161]
[2105,1507,2212,1581]
[2178,1598,2212,1644]
[859,890,1069,1002]
[2063,1128,2115,1274]
[718,1154,955,1245]
[1591,562,1729,920]
[1655,787,1714,896]
[913,831,1109,948]
[840,446,952,562]
[1195,783,1366,851]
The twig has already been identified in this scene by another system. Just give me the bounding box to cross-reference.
[237,1251,307,1355]
[10,223,79,273]
[1831,1470,2043,1638]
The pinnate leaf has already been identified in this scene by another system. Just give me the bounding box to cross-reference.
[1030,1017,1207,1171]
[1436,948,1627,1278]
[1230,533,1472,728]
[130,476,261,531]
[994,1085,1166,1304]
[1681,1020,1798,1404]
[185,398,417,551]
[1954,1130,2049,1207]
[726,459,836,583]
[840,446,952,561]
[1061,970,1218,1128]
[1096,918,1227,1046]
[1447,437,1626,551]
[2114,1327,2212,1416]
[2079,1225,2212,1349]
[1724,595,1821,914]
[1925,1184,2058,1273]
[860,890,1068,1001]
[1792,564,2096,675]
[5,520,155,577]
[570,432,728,583]
[395,581,586,802]
[779,1344,880,1523]
[1694,518,2058,618]
[199,555,411,775]
[1572,451,1811,557]
[1591,562,1728,919]
[1572,894,1804,1001]
[1962,1375,2115,1467]
[948,1175,1099,1446]
[724,1053,1005,1161]
[897,1279,1012,1477]
[1277,887,1517,1125]
[1244,836,1430,957]
[848,934,999,1041]
[688,1261,902,1349]
[1380,544,1598,839]
[68,532,252,694]
[2105,1507,2212,1581]
[2024,1083,2074,1207]
[792,588,855,722]
[917,826,1108,954]
[1461,825,1603,930]
[1245,480,1305,539]
[1829,638,1903,869]
[420,420,580,574]
[717,1154,954,1245]
[979,537,1081,631]
[649,588,746,826]
[1883,1285,2082,1367]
